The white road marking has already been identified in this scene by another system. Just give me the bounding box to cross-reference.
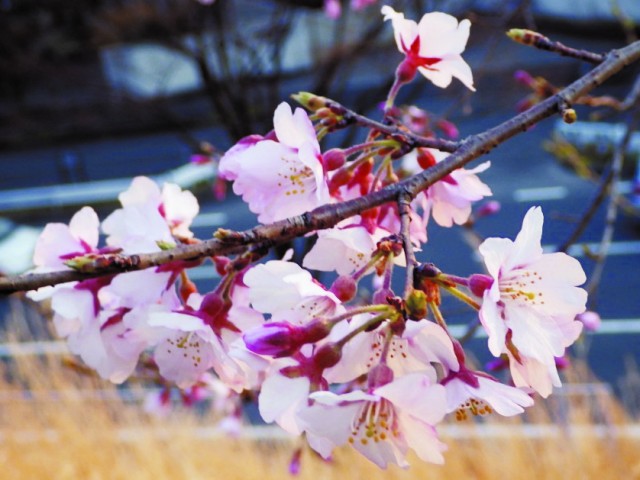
[542,240,640,257]
[190,211,228,228]
[513,186,569,202]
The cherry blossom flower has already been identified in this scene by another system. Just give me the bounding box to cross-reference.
[31,206,100,272]
[326,316,458,383]
[402,148,492,229]
[219,102,330,223]
[477,207,587,396]
[443,369,533,420]
[67,307,146,383]
[102,176,199,253]
[381,6,474,90]
[299,372,448,468]
[303,217,404,275]
[243,259,343,324]
[146,292,266,391]
[505,350,560,398]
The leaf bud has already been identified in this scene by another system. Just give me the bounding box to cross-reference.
[406,289,427,320]
[291,92,330,112]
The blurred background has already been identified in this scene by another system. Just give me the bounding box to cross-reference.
[0,0,639,408]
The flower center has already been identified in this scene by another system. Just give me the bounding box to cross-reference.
[348,399,399,446]
[499,268,546,307]
[277,157,314,197]
[454,398,493,421]
[366,334,407,369]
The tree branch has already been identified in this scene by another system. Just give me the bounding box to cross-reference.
[2,40,640,295]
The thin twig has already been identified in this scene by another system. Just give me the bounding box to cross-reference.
[2,40,640,295]
[557,169,614,253]
[507,29,605,64]
[326,100,460,153]
[587,111,640,299]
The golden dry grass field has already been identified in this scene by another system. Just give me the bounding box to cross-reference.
[1,305,640,479]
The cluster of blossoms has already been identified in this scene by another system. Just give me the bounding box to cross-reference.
[27,6,590,470]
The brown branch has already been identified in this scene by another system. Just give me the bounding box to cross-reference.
[2,40,640,295]
[398,192,416,298]
[507,29,605,64]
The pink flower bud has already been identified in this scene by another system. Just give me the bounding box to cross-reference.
[328,168,353,194]
[555,356,570,370]
[324,0,341,19]
[576,311,601,331]
[312,343,342,370]
[200,292,226,317]
[190,153,212,165]
[485,357,508,372]
[372,287,394,305]
[323,149,346,171]
[468,274,494,297]
[330,275,357,302]
[435,119,459,139]
[514,70,534,86]
[476,200,501,218]
[288,447,302,475]
[417,149,437,169]
[301,319,331,344]
[243,322,301,357]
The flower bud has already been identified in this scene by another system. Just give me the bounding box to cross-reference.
[555,356,570,370]
[417,149,437,169]
[576,311,601,331]
[330,275,357,302]
[243,322,301,357]
[327,167,353,194]
[313,343,342,370]
[288,447,302,476]
[323,149,346,171]
[435,119,459,139]
[514,70,534,87]
[372,287,394,305]
[468,274,494,297]
[213,256,230,276]
[485,357,508,372]
[301,319,331,344]
[199,292,226,317]
[476,200,501,218]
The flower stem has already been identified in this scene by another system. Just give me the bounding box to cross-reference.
[439,283,481,310]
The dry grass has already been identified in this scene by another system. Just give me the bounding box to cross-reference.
[1,303,640,479]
